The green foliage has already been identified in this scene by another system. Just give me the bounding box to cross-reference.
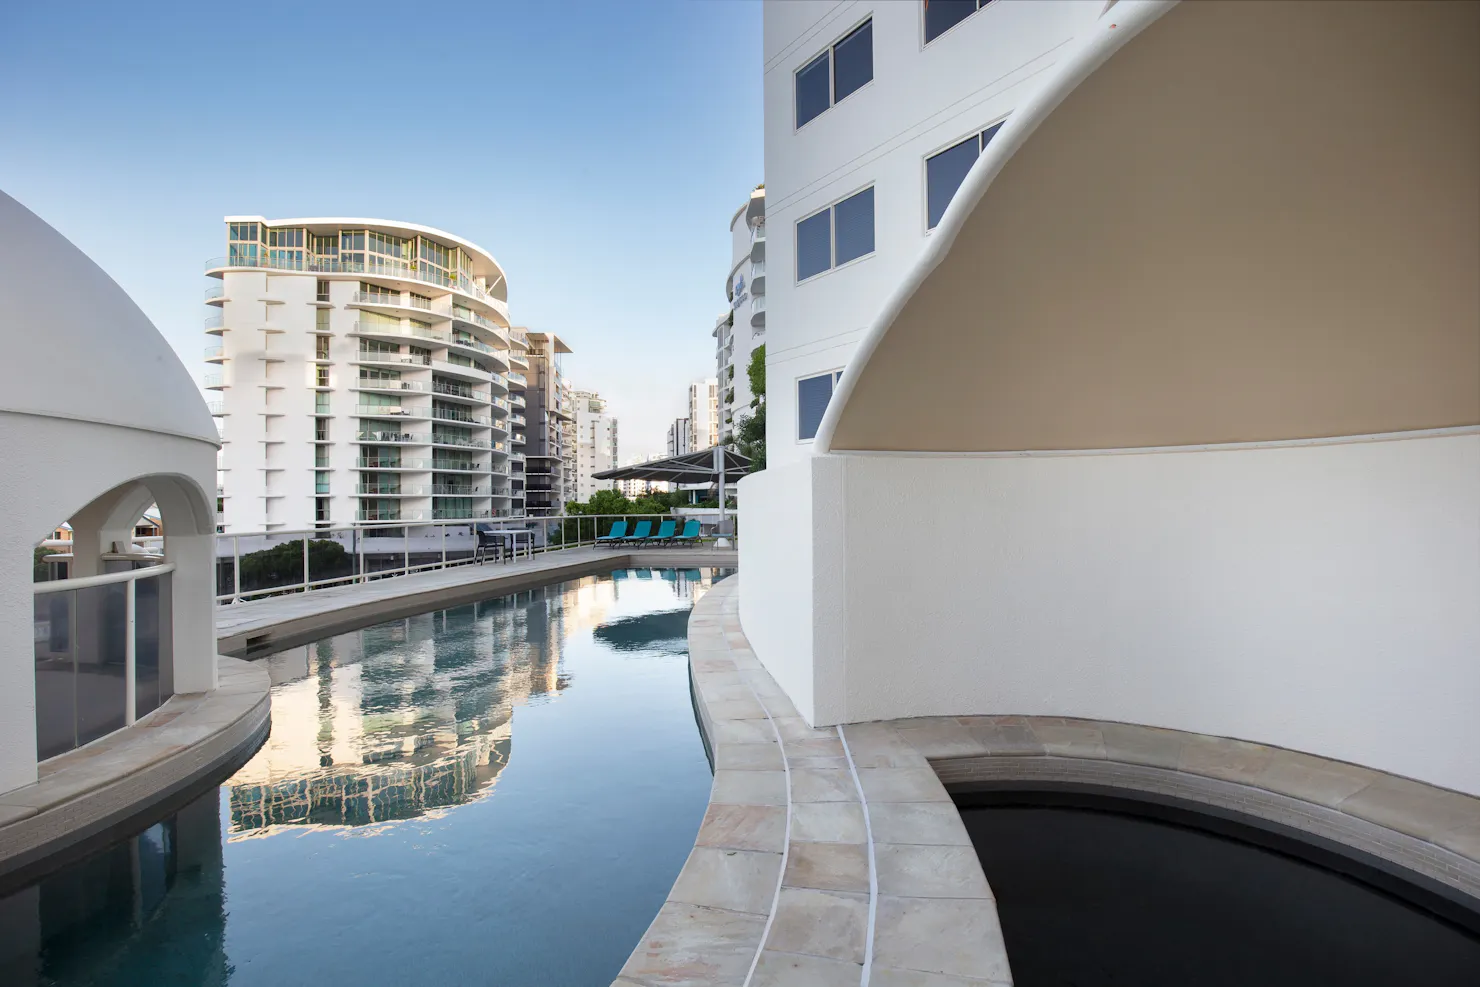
[747,344,766,401]
[738,344,767,471]
[34,546,60,582]
[238,539,349,591]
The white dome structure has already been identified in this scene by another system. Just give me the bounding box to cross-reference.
[0,191,221,795]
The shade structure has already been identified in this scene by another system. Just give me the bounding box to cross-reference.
[593,448,752,486]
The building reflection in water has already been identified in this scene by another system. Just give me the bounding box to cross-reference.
[228,583,584,836]
[0,790,227,987]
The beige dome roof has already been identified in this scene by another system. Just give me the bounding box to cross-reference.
[0,191,219,445]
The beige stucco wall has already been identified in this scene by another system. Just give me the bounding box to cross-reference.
[829,0,1480,453]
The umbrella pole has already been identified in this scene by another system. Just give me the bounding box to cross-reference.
[715,444,730,548]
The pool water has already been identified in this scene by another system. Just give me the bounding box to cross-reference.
[961,796,1480,987]
[0,568,727,987]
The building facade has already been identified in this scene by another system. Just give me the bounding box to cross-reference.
[573,390,618,502]
[666,418,692,457]
[761,1,1105,467]
[688,379,720,452]
[207,218,520,530]
[523,331,574,515]
[717,187,766,444]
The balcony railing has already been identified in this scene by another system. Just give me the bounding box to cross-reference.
[204,284,224,301]
[432,408,492,426]
[204,343,224,360]
[356,377,430,393]
[355,430,427,444]
[355,351,432,367]
[205,254,508,313]
[352,320,447,345]
[432,380,477,399]
[432,485,489,496]
[431,434,491,450]
[204,313,223,330]
[507,372,527,385]
[356,509,429,522]
[207,400,225,415]
[355,457,434,469]
[431,459,485,471]
[34,564,176,759]
[356,484,432,495]
[204,374,224,389]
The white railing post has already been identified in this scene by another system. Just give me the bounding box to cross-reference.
[124,577,137,726]
[440,523,447,568]
[302,536,310,592]
[232,535,241,602]
[404,527,410,576]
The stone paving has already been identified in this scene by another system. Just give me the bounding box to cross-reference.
[616,574,1480,987]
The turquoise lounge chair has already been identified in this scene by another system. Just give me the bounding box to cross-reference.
[673,519,702,545]
[620,520,653,542]
[596,520,628,546]
[645,519,676,544]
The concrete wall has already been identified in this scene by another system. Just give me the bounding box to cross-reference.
[737,460,816,720]
[761,0,1105,467]
[744,431,1480,795]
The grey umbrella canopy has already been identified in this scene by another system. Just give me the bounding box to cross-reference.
[593,448,752,486]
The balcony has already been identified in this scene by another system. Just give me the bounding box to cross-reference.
[353,351,432,368]
[351,320,448,346]
[355,484,431,496]
[204,374,224,389]
[356,508,428,522]
[355,457,434,469]
[354,430,428,444]
[432,408,492,426]
[431,459,486,472]
[348,291,438,317]
[431,380,479,400]
[355,405,429,420]
[509,413,526,426]
[507,371,527,386]
[431,508,494,520]
[207,400,225,415]
[511,433,526,445]
[204,253,509,321]
[354,378,430,394]
[750,261,765,295]
[510,393,526,408]
[204,312,223,333]
[204,284,225,304]
[204,343,225,362]
[432,485,489,496]
[750,221,765,261]
[751,294,766,329]
[430,434,491,450]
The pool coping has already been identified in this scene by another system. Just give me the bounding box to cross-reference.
[0,655,270,889]
[614,575,1480,986]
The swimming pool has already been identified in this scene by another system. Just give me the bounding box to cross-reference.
[0,568,727,986]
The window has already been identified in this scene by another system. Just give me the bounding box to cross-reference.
[795,19,873,128]
[315,497,330,523]
[797,370,844,441]
[315,337,330,362]
[315,308,331,334]
[925,121,1005,230]
[314,418,329,441]
[315,392,330,413]
[925,0,995,45]
[316,279,330,302]
[315,366,330,387]
[315,471,330,495]
[796,187,875,281]
[267,228,303,248]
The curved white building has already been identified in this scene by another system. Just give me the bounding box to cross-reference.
[0,191,221,794]
[207,218,523,530]
[742,0,1480,797]
[717,187,766,442]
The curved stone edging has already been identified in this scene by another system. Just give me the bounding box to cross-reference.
[0,655,270,888]
[619,575,1480,986]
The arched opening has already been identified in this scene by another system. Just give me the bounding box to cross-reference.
[31,473,217,760]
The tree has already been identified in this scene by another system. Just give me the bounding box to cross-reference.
[736,343,766,471]
[34,546,60,582]
[238,539,349,593]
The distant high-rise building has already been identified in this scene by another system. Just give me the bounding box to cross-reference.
[718,186,765,444]
[688,378,720,451]
[574,390,618,501]
[524,332,574,515]
[207,217,520,531]
[667,418,692,457]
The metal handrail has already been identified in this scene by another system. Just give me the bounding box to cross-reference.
[205,254,508,313]
[33,562,177,595]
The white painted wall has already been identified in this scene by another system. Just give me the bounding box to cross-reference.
[762,0,1105,467]
[743,432,1480,796]
[737,460,816,720]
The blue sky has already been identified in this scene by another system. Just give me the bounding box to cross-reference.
[0,0,762,459]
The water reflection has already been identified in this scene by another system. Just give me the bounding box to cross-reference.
[0,567,727,987]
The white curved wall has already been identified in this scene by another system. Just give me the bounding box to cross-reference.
[742,431,1480,795]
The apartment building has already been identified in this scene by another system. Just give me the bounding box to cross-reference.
[688,379,720,452]
[523,331,574,515]
[717,186,766,443]
[761,1,1106,466]
[574,390,618,501]
[207,218,521,531]
[506,327,532,515]
[666,418,692,457]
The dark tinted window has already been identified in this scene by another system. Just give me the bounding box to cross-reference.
[797,373,835,440]
[925,0,985,44]
[795,50,831,128]
[834,187,875,265]
[796,210,832,281]
[833,20,873,103]
[927,136,979,230]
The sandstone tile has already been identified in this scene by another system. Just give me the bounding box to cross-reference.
[1098,721,1184,769]
[1338,776,1480,843]
[870,967,1009,986]
[751,950,863,987]
[669,846,782,915]
[788,756,850,771]
[764,888,869,963]
[961,721,1046,757]
[856,767,951,803]
[773,716,836,742]
[790,802,868,844]
[711,719,778,745]
[714,743,785,771]
[618,901,765,986]
[696,804,787,852]
[784,737,845,758]
[789,768,858,803]
[868,802,972,846]
[1028,721,1106,758]
[1251,750,1375,807]
[708,698,768,720]
[783,841,870,893]
[1177,735,1275,782]
[875,844,992,899]
[893,719,990,758]
[873,896,1011,982]
[712,769,788,806]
